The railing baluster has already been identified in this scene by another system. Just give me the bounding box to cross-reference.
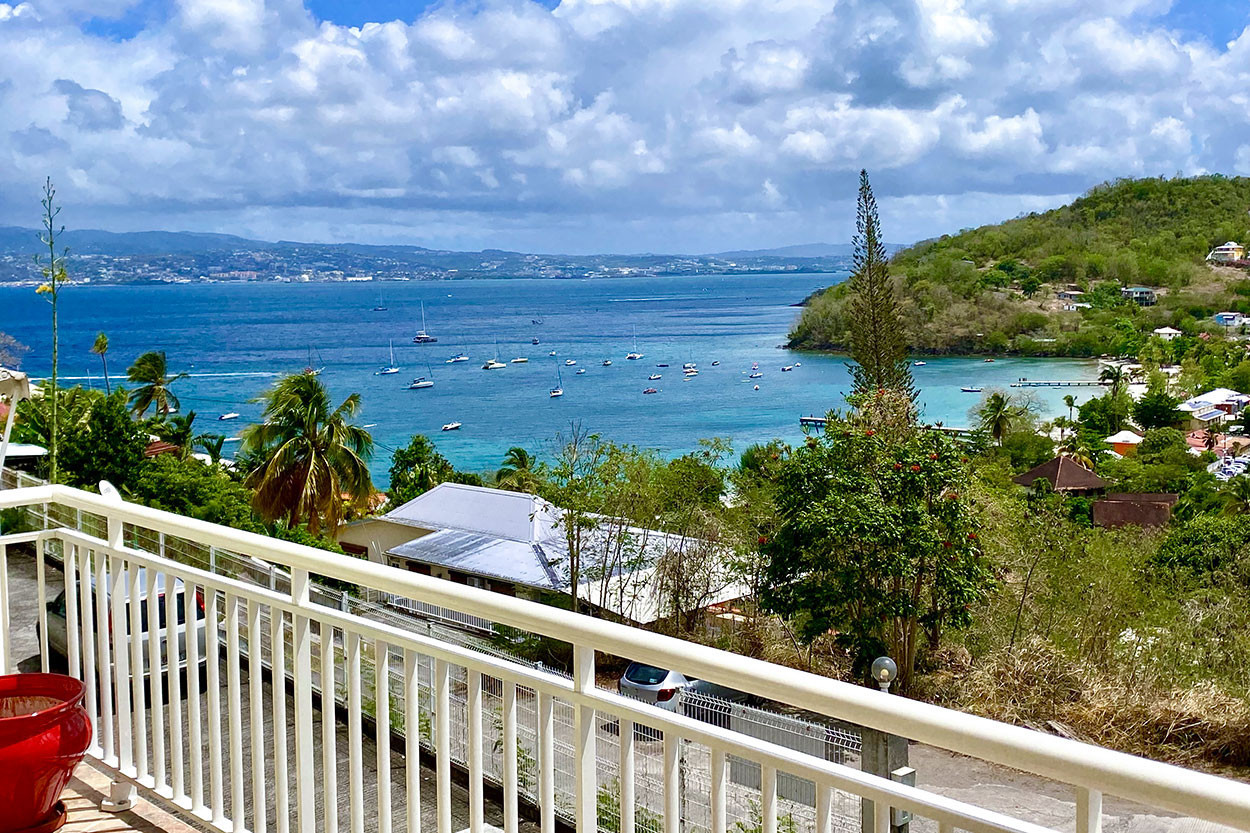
[109,554,132,772]
[538,692,554,833]
[272,607,290,833]
[166,574,184,802]
[0,542,10,673]
[322,621,339,833]
[207,587,224,823]
[95,552,113,761]
[248,599,267,833]
[227,594,246,829]
[663,731,679,833]
[709,746,724,833]
[64,544,80,687]
[292,569,315,833]
[187,580,205,811]
[468,670,484,833]
[404,648,421,833]
[1077,787,1103,833]
[34,539,47,672]
[761,765,777,833]
[375,639,391,833]
[573,646,596,833]
[348,630,365,833]
[435,658,452,833]
[80,547,99,757]
[815,784,831,833]
[503,681,519,833]
[872,800,889,833]
[129,562,147,782]
[147,569,165,791]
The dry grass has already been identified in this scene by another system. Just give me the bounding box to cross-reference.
[928,639,1250,774]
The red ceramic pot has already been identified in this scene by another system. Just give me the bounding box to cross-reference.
[0,673,92,833]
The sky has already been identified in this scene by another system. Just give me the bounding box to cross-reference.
[1,0,1249,254]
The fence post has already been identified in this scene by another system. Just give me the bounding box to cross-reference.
[860,727,908,833]
[574,645,597,833]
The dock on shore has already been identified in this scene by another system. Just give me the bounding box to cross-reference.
[1009,380,1109,388]
[799,415,975,438]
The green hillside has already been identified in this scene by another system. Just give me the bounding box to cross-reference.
[790,176,1250,356]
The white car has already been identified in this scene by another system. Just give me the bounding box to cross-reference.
[42,569,207,677]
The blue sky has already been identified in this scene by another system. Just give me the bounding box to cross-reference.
[3,0,1250,253]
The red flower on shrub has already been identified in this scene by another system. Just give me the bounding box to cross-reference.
[910,464,921,472]
[893,462,902,470]
[942,540,952,548]
[757,536,768,545]
[865,429,875,436]
[968,532,977,540]
[929,453,939,460]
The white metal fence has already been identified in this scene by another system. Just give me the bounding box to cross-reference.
[2,483,1250,833]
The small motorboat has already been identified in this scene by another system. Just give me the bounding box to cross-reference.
[749,372,763,379]
[656,363,669,368]
[548,350,557,356]
[913,361,926,367]
[576,368,586,375]
[510,357,528,364]
[642,387,659,395]
[447,353,469,363]
[684,369,699,377]
[532,337,540,345]
[753,385,760,391]
[683,362,697,370]
[711,360,720,366]
[602,359,612,366]
[793,362,801,367]
[961,386,982,393]
[565,359,577,366]
[984,358,995,363]
[649,373,662,380]
[781,366,794,372]
[408,377,434,389]
[441,421,462,431]
[218,413,240,421]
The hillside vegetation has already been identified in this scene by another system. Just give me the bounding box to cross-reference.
[790,176,1250,356]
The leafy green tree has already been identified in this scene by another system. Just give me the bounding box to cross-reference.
[1020,276,1041,298]
[845,170,914,401]
[58,390,147,491]
[1220,477,1250,516]
[1137,427,1188,459]
[91,332,111,394]
[240,372,374,535]
[127,351,188,418]
[1079,392,1131,435]
[130,455,263,532]
[35,178,70,481]
[760,422,991,689]
[496,446,542,493]
[1132,390,1180,430]
[388,434,481,505]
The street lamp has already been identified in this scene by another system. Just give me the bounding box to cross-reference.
[871,656,898,693]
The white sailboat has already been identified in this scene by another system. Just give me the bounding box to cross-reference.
[304,346,325,376]
[408,359,435,389]
[625,325,644,360]
[483,339,506,370]
[412,302,438,343]
[376,340,400,375]
[373,288,387,311]
[550,363,564,398]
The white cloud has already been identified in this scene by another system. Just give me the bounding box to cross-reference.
[0,0,1248,252]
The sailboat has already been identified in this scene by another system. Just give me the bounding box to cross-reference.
[373,288,387,311]
[625,326,644,360]
[483,339,506,370]
[412,302,438,343]
[550,363,564,398]
[304,346,325,376]
[376,340,400,375]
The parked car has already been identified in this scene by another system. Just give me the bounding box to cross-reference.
[618,661,757,712]
[41,569,207,677]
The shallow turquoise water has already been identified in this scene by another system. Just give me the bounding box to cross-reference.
[0,274,1099,480]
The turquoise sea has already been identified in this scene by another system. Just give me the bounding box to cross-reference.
[0,274,1100,480]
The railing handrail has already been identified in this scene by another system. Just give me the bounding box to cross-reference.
[5,483,1250,828]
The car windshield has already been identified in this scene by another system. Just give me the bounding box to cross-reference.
[625,663,669,685]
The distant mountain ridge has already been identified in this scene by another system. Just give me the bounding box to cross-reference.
[0,225,863,259]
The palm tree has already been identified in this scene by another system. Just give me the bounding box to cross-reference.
[158,411,198,458]
[1219,477,1250,515]
[1063,394,1076,423]
[1201,429,1220,452]
[127,351,188,417]
[1099,365,1126,399]
[496,446,541,492]
[1060,433,1095,469]
[978,391,1014,446]
[195,433,227,465]
[241,372,374,535]
[91,332,111,394]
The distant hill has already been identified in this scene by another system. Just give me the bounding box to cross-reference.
[714,242,905,258]
[0,226,265,255]
[789,176,1250,356]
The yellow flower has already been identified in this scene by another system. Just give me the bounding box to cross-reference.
[36,283,52,295]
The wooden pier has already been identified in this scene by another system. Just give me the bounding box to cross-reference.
[1009,380,1108,388]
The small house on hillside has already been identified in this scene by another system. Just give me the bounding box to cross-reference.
[1056,289,1085,302]
[1011,455,1108,495]
[1093,493,1178,529]
[1177,388,1249,429]
[338,482,743,626]
[1206,242,1245,263]
[1104,430,1143,456]
[1121,286,1157,306]
[1152,326,1182,341]
[1213,312,1248,328]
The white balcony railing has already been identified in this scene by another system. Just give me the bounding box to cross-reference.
[1,482,1249,833]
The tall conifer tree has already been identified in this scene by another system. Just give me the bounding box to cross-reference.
[846,170,915,402]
